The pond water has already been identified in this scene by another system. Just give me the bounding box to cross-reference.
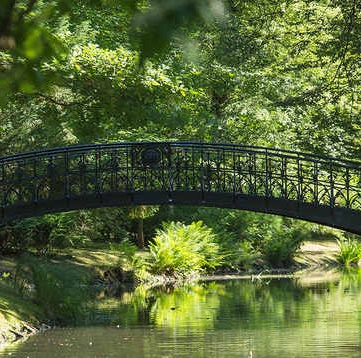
[2,270,361,357]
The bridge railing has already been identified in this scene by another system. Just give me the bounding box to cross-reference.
[1,142,361,215]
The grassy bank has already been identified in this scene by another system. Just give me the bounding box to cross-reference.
[0,247,121,348]
[0,280,44,347]
[0,239,342,348]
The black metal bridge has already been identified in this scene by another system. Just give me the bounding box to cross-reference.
[1,141,361,233]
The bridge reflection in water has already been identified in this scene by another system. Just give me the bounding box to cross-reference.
[1,142,361,233]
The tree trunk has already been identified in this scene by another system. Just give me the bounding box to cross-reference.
[136,217,145,249]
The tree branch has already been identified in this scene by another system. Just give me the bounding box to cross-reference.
[0,0,16,38]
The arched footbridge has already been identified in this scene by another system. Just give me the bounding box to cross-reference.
[1,142,361,234]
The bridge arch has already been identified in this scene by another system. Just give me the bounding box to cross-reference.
[1,142,361,234]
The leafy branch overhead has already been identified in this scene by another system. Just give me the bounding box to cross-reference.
[0,0,225,95]
[133,0,226,61]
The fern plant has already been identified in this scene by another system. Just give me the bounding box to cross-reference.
[149,221,222,276]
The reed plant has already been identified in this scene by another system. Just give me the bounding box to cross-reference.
[336,237,361,266]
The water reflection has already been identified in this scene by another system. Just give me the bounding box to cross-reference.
[2,269,361,357]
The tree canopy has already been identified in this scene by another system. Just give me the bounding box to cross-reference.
[1,0,361,157]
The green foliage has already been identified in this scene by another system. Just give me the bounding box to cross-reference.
[1,0,361,156]
[336,236,361,266]
[0,218,54,254]
[69,208,129,243]
[1,0,361,273]
[0,214,87,255]
[109,238,146,273]
[3,0,360,156]
[224,240,259,271]
[0,0,71,97]
[0,208,130,255]
[110,238,138,263]
[149,221,222,276]
[260,228,303,268]
[1,272,10,280]
[244,217,306,267]
[133,0,226,60]
[184,209,310,269]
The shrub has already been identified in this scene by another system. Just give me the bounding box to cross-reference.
[190,210,309,269]
[110,238,138,262]
[0,207,132,255]
[225,240,259,270]
[337,237,361,266]
[261,227,303,267]
[245,217,305,267]
[149,221,222,276]
[109,238,147,276]
[0,214,88,255]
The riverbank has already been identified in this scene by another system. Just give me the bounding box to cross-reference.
[0,248,121,348]
[0,240,341,348]
[0,280,44,347]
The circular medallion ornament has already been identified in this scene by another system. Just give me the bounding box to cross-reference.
[141,147,161,166]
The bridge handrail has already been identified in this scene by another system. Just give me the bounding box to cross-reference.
[1,141,360,169]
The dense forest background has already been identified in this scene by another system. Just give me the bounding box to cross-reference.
[1,0,361,267]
